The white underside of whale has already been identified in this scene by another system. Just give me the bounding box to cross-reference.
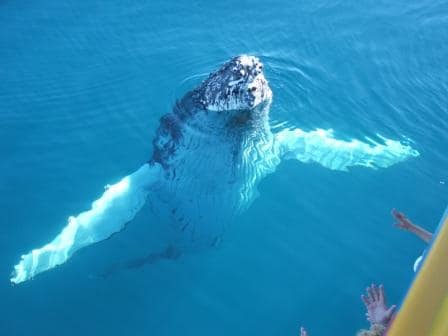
[11,163,162,284]
[275,128,419,171]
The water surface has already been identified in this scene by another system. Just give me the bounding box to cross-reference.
[1,1,447,335]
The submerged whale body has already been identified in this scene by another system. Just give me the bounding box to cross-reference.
[11,55,419,284]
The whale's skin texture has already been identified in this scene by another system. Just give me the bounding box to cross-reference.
[147,55,278,248]
[149,97,279,248]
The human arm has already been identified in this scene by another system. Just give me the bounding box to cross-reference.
[392,209,433,244]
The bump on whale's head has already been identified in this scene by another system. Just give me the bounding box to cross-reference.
[198,55,272,111]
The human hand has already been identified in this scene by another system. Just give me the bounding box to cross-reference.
[361,284,396,326]
[300,326,309,336]
[392,208,414,231]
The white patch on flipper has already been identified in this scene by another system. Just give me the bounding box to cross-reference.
[11,163,162,284]
[275,128,419,171]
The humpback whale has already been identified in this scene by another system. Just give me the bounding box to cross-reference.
[11,55,419,284]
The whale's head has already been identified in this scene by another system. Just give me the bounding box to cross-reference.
[198,55,272,111]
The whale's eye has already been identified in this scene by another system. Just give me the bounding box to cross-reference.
[248,87,257,92]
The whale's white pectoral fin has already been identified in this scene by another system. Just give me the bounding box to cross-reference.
[275,128,419,171]
[11,163,163,284]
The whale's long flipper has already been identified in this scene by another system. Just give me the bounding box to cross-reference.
[275,128,419,171]
[11,163,162,284]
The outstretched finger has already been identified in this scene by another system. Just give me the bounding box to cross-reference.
[361,294,370,306]
[367,285,376,302]
[375,285,382,301]
[379,284,386,303]
[387,304,397,317]
[369,284,377,301]
[391,208,400,219]
[392,208,402,218]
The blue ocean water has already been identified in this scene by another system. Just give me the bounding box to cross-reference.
[1,0,447,335]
